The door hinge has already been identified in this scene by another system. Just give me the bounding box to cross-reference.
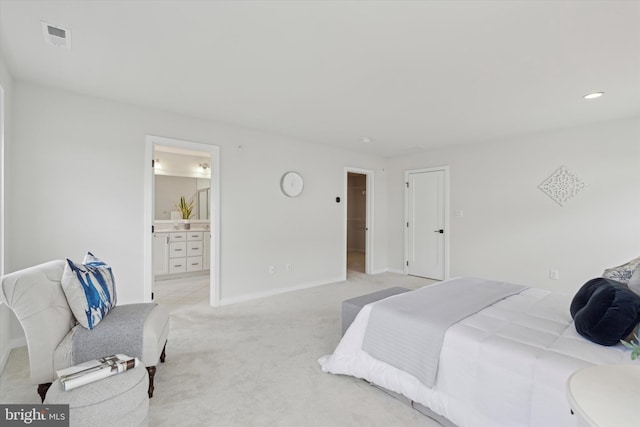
[406,221,409,228]
[152,225,155,233]
[406,261,409,266]
[151,292,154,300]
[406,182,409,188]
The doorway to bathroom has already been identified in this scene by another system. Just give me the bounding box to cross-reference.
[345,167,373,277]
[144,135,220,306]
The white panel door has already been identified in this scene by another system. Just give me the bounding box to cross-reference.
[407,170,445,279]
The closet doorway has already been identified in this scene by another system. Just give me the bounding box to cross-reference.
[345,168,374,276]
[144,136,221,306]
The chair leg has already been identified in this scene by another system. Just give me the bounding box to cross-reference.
[38,383,52,403]
[146,366,156,398]
[160,341,167,363]
[146,341,166,397]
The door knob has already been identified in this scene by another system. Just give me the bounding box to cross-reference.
[434,229,444,234]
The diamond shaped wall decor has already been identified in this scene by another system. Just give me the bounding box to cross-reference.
[538,166,585,207]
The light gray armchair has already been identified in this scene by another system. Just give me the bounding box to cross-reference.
[0,260,169,401]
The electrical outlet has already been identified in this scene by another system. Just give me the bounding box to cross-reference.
[549,270,559,280]
[268,265,275,275]
[286,263,292,273]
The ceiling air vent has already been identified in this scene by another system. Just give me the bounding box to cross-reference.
[41,21,71,49]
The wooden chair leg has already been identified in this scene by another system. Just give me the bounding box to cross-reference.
[38,383,52,403]
[160,341,167,363]
[146,366,156,398]
[146,341,166,397]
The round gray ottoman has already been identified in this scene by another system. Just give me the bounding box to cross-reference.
[44,364,149,427]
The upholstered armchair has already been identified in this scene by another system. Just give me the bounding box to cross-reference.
[0,260,169,401]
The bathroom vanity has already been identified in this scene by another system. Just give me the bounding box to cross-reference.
[153,221,211,278]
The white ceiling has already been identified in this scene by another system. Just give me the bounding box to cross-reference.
[1,1,639,157]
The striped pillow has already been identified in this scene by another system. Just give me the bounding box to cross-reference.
[61,252,117,330]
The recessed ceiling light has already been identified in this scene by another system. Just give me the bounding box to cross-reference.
[583,92,604,100]
[362,137,372,144]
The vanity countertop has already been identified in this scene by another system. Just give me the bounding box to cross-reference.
[154,228,211,233]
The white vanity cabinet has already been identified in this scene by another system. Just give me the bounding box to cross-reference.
[152,233,170,275]
[154,230,207,278]
[185,232,203,272]
[167,232,186,274]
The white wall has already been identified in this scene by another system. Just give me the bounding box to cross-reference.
[0,53,23,371]
[387,117,640,293]
[8,82,389,304]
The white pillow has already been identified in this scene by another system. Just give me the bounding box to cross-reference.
[602,256,640,285]
[61,252,117,330]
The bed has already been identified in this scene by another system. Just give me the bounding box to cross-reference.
[318,276,638,427]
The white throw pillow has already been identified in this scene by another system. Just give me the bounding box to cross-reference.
[602,256,640,285]
[61,252,117,330]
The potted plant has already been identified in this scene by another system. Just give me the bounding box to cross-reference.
[176,196,194,229]
[622,334,640,360]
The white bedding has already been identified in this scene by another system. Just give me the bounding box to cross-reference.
[319,285,635,427]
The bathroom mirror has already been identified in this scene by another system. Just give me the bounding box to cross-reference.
[154,175,210,220]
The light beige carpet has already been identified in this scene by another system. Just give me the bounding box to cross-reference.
[0,271,441,426]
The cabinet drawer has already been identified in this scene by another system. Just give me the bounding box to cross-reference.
[187,241,203,256]
[169,242,186,257]
[169,232,187,242]
[186,256,203,272]
[169,258,187,274]
[187,231,203,241]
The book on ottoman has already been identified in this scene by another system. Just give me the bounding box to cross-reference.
[56,354,140,391]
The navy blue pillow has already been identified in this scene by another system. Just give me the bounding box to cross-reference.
[570,278,640,346]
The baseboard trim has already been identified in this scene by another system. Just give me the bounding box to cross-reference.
[219,276,344,306]
[217,268,410,306]
[368,267,406,275]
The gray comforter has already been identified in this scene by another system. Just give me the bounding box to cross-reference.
[362,277,526,387]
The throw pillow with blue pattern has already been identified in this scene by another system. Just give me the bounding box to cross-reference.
[602,256,640,285]
[61,252,117,330]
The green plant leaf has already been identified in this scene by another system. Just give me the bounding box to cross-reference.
[621,339,635,350]
[176,195,195,219]
[621,334,640,361]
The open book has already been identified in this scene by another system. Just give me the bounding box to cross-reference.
[56,354,140,391]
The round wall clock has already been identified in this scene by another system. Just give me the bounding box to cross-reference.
[280,171,304,197]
